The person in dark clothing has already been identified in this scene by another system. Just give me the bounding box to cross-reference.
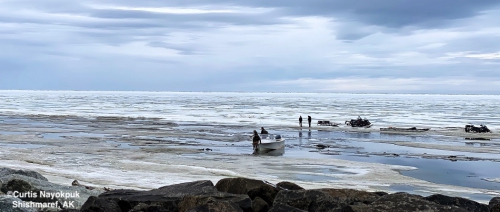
[252,130,261,150]
[299,116,303,127]
[308,116,312,128]
[261,127,268,134]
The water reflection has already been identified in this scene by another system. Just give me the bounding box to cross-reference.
[254,148,284,156]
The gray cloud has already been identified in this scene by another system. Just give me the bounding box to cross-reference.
[1,0,500,93]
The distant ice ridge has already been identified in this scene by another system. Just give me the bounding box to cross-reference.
[0,90,499,129]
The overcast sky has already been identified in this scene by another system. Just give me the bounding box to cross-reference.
[1,0,500,94]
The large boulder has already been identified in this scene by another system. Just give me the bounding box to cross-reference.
[216,178,279,206]
[82,180,251,212]
[317,188,387,205]
[424,194,489,212]
[178,193,252,212]
[491,204,500,212]
[1,179,55,204]
[273,189,343,211]
[251,196,269,212]
[186,201,243,212]
[0,168,48,181]
[347,192,468,212]
[491,197,500,208]
[268,203,307,212]
[0,195,38,212]
[80,196,121,212]
[276,182,303,191]
[1,174,102,211]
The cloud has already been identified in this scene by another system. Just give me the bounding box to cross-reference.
[1,0,500,93]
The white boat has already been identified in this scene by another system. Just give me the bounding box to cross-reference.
[255,134,285,153]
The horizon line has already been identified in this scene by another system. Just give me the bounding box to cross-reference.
[0,89,498,96]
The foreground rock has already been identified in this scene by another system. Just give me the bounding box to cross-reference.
[0,168,102,211]
[216,177,280,206]
[1,168,497,212]
[424,194,490,212]
[318,188,387,205]
[273,189,343,211]
[81,180,251,212]
[0,168,48,181]
[276,181,303,191]
[348,192,470,212]
[491,197,500,212]
[0,195,38,212]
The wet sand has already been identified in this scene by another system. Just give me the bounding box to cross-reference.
[1,115,499,203]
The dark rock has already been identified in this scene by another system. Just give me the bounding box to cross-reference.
[491,204,500,212]
[268,203,307,212]
[276,182,303,191]
[86,180,252,212]
[0,168,48,181]
[1,179,33,194]
[186,201,243,212]
[1,174,102,210]
[129,202,171,212]
[273,189,343,211]
[216,178,280,206]
[0,195,38,212]
[80,196,121,212]
[1,179,59,207]
[251,196,269,212]
[348,192,468,212]
[318,188,386,205]
[316,144,328,149]
[491,197,500,208]
[373,191,389,196]
[178,193,252,212]
[424,194,489,212]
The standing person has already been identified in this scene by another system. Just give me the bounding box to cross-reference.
[299,116,303,127]
[308,116,312,128]
[252,130,261,150]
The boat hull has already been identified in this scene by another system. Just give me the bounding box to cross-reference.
[257,139,285,152]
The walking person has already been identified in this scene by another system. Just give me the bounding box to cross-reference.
[308,116,312,128]
[252,130,261,150]
[299,116,303,127]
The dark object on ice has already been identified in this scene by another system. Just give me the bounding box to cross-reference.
[465,137,490,140]
[380,127,430,132]
[315,144,328,149]
[345,116,371,127]
[317,120,339,126]
[261,127,269,134]
[465,124,491,133]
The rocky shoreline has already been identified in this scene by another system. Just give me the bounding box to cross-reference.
[1,167,499,212]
